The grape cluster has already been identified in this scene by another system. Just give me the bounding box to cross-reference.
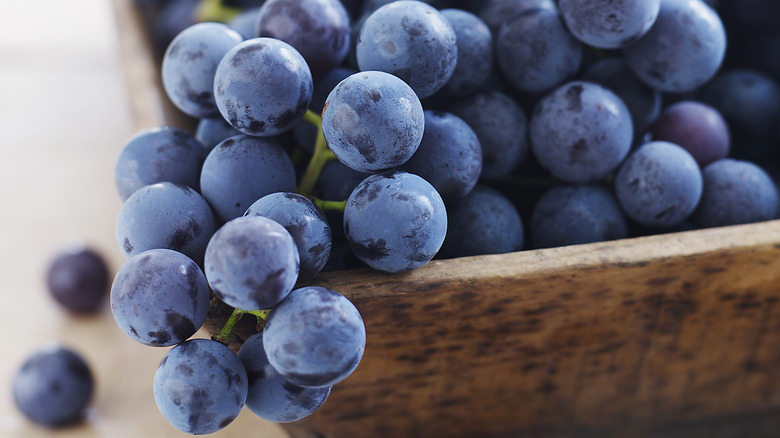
[115,0,780,434]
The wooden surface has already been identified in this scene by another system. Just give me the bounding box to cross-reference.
[284,220,780,437]
[0,2,285,437]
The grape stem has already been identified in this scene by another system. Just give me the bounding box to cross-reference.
[196,0,242,23]
[297,110,337,196]
[311,198,347,213]
[212,308,271,345]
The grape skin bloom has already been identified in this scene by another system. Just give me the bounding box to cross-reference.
[344,171,447,273]
[322,70,424,173]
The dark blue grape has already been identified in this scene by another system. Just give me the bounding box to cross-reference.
[263,286,366,387]
[13,344,93,427]
[153,339,248,434]
[356,1,458,99]
[437,9,493,97]
[116,182,216,262]
[204,215,299,311]
[310,66,357,113]
[581,57,663,136]
[321,70,424,173]
[45,243,109,314]
[238,332,331,422]
[214,37,313,137]
[530,184,628,249]
[110,249,210,347]
[256,0,351,77]
[150,0,199,61]
[344,171,447,273]
[623,0,726,93]
[115,126,205,201]
[244,192,332,282]
[615,141,703,227]
[438,185,524,258]
[693,159,779,228]
[199,135,297,223]
[495,6,583,93]
[228,7,262,39]
[559,0,660,49]
[530,81,633,183]
[161,22,243,118]
[448,90,529,180]
[400,110,482,200]
[195,117,242,152]
[650,100,730,167]
[316,160,369,201]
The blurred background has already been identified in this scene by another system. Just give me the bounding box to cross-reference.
[0,0,285,436]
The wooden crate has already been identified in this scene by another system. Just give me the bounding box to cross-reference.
[111,1,780,436]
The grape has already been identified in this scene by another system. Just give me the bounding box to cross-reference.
[13,343,93,427]
[263,286,366,387]
[255,0,351,77]
[214,37,313,137]
[244,192,332,282]
[238,332,331,422]
[400,110,482,200]
[195,117,242,152]
[204,215,299,311]
[530,184,628,249]
[700,69,780,141]
[615,141,703,228]
[161,22,243,118]
[149,0,200,61]
[693,159,779,228]
[438,185,524,258]
[623,0,726,93]
[199,135,297,223]
[316,160,369,201]
[479,0,557,35]
[356,1,458,99]
[110,248,210,346]
[448,90,529,180]
[116,182,216,262]
[344,171,447,273]
[495,6,583,93]
[228,7,262,40]
[153,339,248,435]
[530,81,633,183]
[321,70,424,173]
[310,66,357,113]
[650,100,730,167]
[115,126,205,201]
[559,0,660,49]
[45,243,109,314]
[437,9,493,97]
[580,57,663,136]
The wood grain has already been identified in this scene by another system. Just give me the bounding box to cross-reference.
[279,220,780,438]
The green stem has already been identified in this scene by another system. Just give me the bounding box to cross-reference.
[311,198,347,213]
[212,308,271,345]
[297,110,337,196]
[196,0,242,23]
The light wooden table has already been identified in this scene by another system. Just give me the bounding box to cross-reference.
[0,1,286,436]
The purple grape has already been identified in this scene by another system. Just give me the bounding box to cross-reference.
[110,249,210,347]
[204,215,299,311]
[263,286,366,387]
[437,9,493,97]
[479,0,557,35]
[13,343,93,427]
[161,22,243,118]
[45,243,109,314]
[530,81,633,183]
[195,117,242,152]
[559,0,660,49]
[693,159,779,228]
[650,100,730,167]
[356,1,458,99]
[255,0,351,77]
[615,141,703,227]
[238,332,331,422]
[153,339,248,434]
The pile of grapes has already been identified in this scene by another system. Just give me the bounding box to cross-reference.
[16,0,780,434]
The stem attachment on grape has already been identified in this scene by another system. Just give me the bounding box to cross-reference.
[297,110,337,196]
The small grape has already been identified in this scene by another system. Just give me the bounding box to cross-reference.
[45,243,110,314]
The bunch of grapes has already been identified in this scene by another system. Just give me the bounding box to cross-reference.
[109,0,780,435]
